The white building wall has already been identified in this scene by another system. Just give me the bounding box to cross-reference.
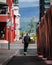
[12,4,20,41]
[0,0,6,3]
[15,16,20,40]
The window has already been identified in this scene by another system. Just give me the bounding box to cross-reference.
[44,0,50,3]
[14,0,18,4]
[0,6,8,14]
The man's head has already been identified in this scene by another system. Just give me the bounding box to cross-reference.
[26,33,28,36]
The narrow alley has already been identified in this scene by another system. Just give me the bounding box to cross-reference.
[0,0,52,65]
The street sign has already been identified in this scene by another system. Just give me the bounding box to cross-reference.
[6,18,11,27]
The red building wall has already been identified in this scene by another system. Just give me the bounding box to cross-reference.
[0,0,16,43]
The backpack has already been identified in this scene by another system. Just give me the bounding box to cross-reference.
[24,36,30,43]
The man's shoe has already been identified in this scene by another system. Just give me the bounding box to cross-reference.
[24,52,27,55]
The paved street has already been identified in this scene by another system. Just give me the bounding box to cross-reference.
[0,40,37,65]
[0,40,37,49]
[6,56,48,65]
[0,49,18,65]
[0,40,51,65]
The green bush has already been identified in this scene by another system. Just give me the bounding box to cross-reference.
[31,34,37,39]
[29,39,35,44]
[20,32,23,37]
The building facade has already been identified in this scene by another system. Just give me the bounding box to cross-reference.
[39,0,50,21]
[12,0,20,41]
[0,0,20,42]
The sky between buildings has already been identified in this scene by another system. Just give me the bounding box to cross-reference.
[19,0,39,8]
[19,0,39,32]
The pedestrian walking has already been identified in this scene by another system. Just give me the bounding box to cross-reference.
[23,33,30,55]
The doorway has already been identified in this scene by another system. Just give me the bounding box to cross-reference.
[0,22,6,40]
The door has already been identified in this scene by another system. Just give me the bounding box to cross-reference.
[0,22,6,40]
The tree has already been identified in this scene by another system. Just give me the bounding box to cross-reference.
[28,17,35,34]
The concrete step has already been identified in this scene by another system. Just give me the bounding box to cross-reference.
[0,40,8,44]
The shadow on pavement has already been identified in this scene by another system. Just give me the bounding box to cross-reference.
[6,56,48,65]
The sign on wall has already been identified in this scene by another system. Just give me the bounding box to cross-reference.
[6,18,11,27]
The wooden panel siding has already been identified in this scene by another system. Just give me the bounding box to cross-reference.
[36,6,52,60]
